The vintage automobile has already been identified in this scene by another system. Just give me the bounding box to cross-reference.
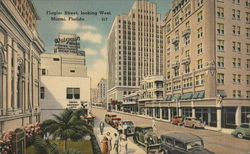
[133,126,161,152]
[110,117,122,129]
[160,131,214,154]
[171,116,184,125]
[104,114,117,124]
[121,120,135,136]
[231,123,250,139]
[183,117,205,129]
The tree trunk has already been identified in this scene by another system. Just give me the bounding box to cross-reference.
[64,139,68,152]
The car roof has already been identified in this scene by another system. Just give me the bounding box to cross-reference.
[112,117,121,120]
[135,125,152,129]
[161,131,202,143]
[122,120,133,122]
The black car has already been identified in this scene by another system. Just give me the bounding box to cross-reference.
[160,131,214,154]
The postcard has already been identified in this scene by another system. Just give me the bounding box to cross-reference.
[0,0,249,154]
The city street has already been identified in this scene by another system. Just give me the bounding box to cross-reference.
[92,107,250,154]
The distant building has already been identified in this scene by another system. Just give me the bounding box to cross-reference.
[107,0,163,109]
[90,88,98,105]
[97,78,107,107]
[40,34,90,121]
[0,0,45,135]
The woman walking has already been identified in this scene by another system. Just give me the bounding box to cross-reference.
[101,136,108,154]
[119,134,128,154]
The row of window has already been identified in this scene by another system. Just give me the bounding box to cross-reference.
[217,74,250,85]
[217,41,250,54]
[40,87,80,99]
[217,23,250,37]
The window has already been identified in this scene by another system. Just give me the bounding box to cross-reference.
[247,91,250,98]
[217,40,224,51]
[233,74,236,83]
[237,42,241,52]
[233,58,236,67]
[233,41,236,51]
[233,90,236,97]
[184,34,190,45]
[217,7,224,18]
[232,25,236,35]
[232,9,236,19]
[184,63,190,73]
[183,77,192,88]
[197,0,204,7]
[175,16,179,26]
[217,73,224,84]
[246,0,250,8]
[70,70,75,73]
[197,11,203,22]
[197,43,203,54]
[174,68,179,77]
[175,140,185,150]
[238,58,241,67]
[247,59,250,69]
[237,26,241,35]
[195,74,204,86]
[197,59,203,69]
[185,5,191,17]
[53,58,60,61]
[238,74,241,83]
[40,87,45,99]
[237,10,241,20]
[247,75,250,85]
[246,13,250,23]
[173,81,181,90]
[42,69,46,75]
[238,90,241,98]
[185,50,190,57]
[167,72,170,79]
[217,23,224,35]
[246,28,250,38]
[197,27,203,38]
[247,44,250,54]
[66,88,80,99]
[217,57,224,68]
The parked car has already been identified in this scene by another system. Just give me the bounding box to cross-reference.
[133,126,161,153]
[160,131,214,154]
[183,117,205,129]
[110,117,121,129]
[171,116,184,125]
[231,123,250,139]
[105,114,117,124]
[121,120,135,136]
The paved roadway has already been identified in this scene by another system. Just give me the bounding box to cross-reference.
[92,107,250,154]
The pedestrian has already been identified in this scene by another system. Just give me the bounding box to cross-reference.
[118,123,123,134]
[106,132,112,154]
[99,121,105,135]
[113,133,119,154]
[119,134,128,154]
[101,136,108,154]
[152,118,157,133]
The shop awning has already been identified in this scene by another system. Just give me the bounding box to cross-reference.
[181,92,193,100]
[217,90,227,97]
[192,92,199,99]
[172,94,181,101]
[165,95,172,101]
[197,91,205,98]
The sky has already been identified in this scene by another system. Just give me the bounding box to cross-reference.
[33,0,172,88]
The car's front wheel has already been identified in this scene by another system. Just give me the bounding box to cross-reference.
[237,133,244,139]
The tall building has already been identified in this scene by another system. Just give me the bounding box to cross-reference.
[97,78,107,107]
[150,0,250,129]
[40,34,90,121]
[0,0,45,135]
[107,0,163,107]
[90,88,98,105]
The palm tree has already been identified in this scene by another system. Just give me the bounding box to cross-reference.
[41,109,90,152]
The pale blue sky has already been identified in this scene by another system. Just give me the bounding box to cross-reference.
[33,0,172,87]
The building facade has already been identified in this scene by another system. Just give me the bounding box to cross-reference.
[91,88,98,105]
[107,0,163,107]
[40,34,90,121]
[149,0,250,129]
[0,0,45,135]
[97,78,107,107]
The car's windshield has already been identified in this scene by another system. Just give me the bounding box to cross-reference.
[186,140,203,150]
[123,121,133,125]
[194,118,202,122]
[111,115,117,117]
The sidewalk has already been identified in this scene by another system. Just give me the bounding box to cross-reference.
[93,117,145,154]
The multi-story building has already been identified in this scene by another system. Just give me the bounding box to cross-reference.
[148,0,250,129]
[0,0,45,135]
[97,78,107,107]
[107,0,163,109]
[91,88,98,105]
[40,34,90,121]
